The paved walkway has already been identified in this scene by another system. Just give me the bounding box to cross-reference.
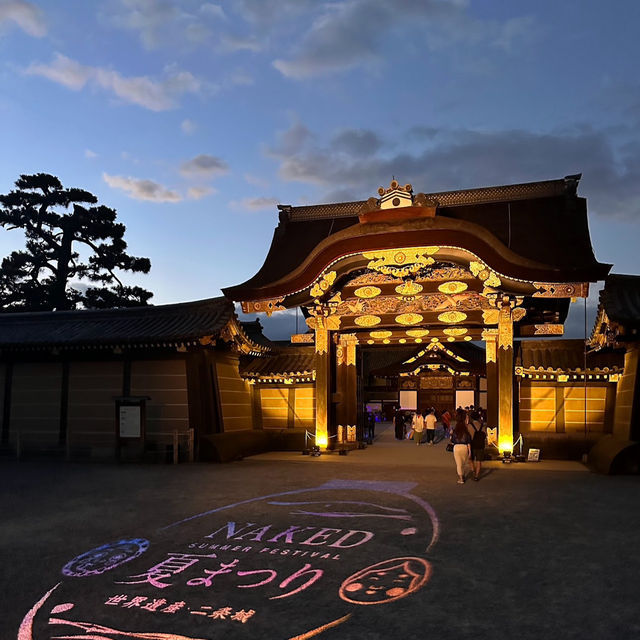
[252,422,587,473]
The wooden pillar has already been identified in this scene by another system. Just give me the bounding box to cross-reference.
[484,330,498,428]
[497,302,514,452]
[314,321,331,449]
[336,334,358,431]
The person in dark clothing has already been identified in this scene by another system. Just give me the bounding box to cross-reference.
[394,409,405,440]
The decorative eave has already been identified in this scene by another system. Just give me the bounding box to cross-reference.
[239,346,315,384]
[590,274,640,348]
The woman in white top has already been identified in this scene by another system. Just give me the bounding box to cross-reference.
[411,411,424,446]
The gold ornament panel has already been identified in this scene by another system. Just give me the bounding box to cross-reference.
[369,330,392,339]
[438,311,467,324]
[354,315,381,327]
[395,281,423,297]
[438,281,468,294]
[354,286,381,299]
[443,327,468,336]
[406,328,430,337]
[395,313,424,325]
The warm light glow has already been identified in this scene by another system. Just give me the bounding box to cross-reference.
[464,336,472,341]
[316,434,329,448]
[399,338,406,343]
[395,313,424,325]
[383,339,390,344]
[415,338,422,343]
[438,281,468,294]
[498,438,513,454]
[354,285,382,299]
[367,339,374,344]
[431,337,439,343]
[447,337,455,342]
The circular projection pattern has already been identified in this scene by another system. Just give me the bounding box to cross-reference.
[370,330,392,339]
[438,311,467,324]
[443,327,468,336]
[406,328,429,337]
[395,313,424,326]
[355,315,382,327]
[62,539,149,577]
[438,281,468,294]
[395,281,423,297]
[354,286,382,299]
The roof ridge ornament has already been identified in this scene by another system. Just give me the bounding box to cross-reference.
[358,179,438,223]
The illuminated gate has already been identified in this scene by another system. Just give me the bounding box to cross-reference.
[225,177,609,454]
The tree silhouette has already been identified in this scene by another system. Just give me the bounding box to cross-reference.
[0,173,152,311]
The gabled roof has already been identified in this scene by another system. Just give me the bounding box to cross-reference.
[0,297,236,349]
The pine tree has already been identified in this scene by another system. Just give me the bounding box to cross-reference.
[0,173,152,311]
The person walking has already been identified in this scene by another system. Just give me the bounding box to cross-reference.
[440,409,451,438]
[394,409,405,440]
[424,408,437,445]
[468,410,487,481]
[412,410,424,445]
[450,416,471,483]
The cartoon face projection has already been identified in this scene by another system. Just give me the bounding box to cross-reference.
[19,479,439,640]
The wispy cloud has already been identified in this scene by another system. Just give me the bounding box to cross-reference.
[84,149,98,159]
[181,118,196,134]
[230,196,279,211]
[187,185,215,199]
[103,172,181,202]
[0,0,46,37]
[26,53,200,111]
[180,153,229,178]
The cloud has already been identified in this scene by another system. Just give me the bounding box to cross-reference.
[272,0,537,79]
[180,153,229,178]
[0,0,46,37]
[84,149,98,159]
[230,196,279,211]
[200,3,225,20]
[244,173,269,188]
[103,172,181,202]
[187,185,215,199]
[181,118,196,134]
[266,120,640,220]
[26,53,200,110]
[332,129,383,156]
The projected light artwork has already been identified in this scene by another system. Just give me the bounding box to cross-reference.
[19,480,440,639]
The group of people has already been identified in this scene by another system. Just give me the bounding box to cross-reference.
[393,405,488,483]
[449,406,487,483]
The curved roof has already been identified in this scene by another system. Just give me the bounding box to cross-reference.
[0,297,235,349]
[224,176,610,303]
[599,274,640,328]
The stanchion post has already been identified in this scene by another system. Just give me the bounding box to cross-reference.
[173,431,179,464]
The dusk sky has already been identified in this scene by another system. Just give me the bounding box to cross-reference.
[1,0,639,339]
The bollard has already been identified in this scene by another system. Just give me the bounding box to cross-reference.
[188,428,194,462]
[173,431,179,464]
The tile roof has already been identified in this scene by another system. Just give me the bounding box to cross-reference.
[240,346,315,377]
[516,339,623,371]
[0,297,234,348]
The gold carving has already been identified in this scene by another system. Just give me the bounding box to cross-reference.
[336,344,345,366]
[533,282,589,298]
[420,376,453,389]
[369,330,392,339]
[511,307,527,322]
[438,281,468,294]
[498,305,513,350]
[291,333,314,343]
[395,313,424,325]
[362,246,440,278]
[406,328,429,337]
[315,326,329,355]
[438,311,467,324]
[395,281,423,298]
[534,324,564,335]
[310,271,337,299]
[242,297,286,316]
[354,286,382,299]
[482,309,500,325]
[443,327,468,336]
[355,315,381,327]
